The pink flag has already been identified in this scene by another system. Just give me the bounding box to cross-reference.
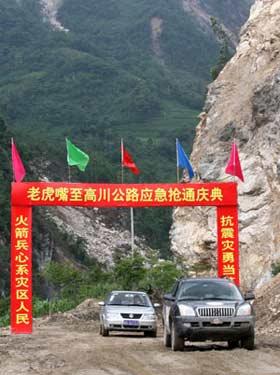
[225,142,244,182]
[11,139,26,182]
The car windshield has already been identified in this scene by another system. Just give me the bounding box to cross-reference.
[106,292,151,306]
[177,281,243,301]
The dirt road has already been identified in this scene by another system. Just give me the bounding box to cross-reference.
[0,320,280,375]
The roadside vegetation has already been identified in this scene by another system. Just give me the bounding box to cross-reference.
[0,253,186,327]
[272,261,280,276]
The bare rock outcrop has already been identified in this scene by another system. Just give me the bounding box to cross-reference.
[40,206,151,268]
[255,273,280,337]
[40,0,69,32]
[182,0,253,45]
[170,0,280,290]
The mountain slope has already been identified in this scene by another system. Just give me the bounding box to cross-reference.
[0,0,251,145]
[0,0,253,296]
[170,0,280,289]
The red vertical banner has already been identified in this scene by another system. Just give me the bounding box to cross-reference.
[11,206,32,334]
[217,206,240,286]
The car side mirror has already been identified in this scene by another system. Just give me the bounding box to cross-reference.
[244,291,255,301]
[153,303,160,308]
[98,301,105,306]
[163,293,175,301]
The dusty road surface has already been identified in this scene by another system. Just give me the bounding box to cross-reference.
[0,320,280,375]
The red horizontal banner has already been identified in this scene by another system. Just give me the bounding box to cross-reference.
[12,182,237,207]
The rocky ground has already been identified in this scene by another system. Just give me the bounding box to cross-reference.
[0,289,280,375]
[255,273,280,340]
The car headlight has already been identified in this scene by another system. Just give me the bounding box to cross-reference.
[143,313,156,320]
[178,304,196,316]
[106,312,120,319]
[236,303,252,316]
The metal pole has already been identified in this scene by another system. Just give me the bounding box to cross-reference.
[130,207,135,252]
[121,139,134,251]
[176,138,179,182]
[68,165,71,183]
[233,137,236,183]
[11,138,15,182]
[121,138,124,184]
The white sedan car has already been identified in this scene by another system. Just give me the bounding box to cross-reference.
[99,291,159,337]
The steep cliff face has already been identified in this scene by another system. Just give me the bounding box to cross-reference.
[170,0,280,290]
[182,0,254,45]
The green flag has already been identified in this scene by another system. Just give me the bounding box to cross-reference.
[66,138,89,171]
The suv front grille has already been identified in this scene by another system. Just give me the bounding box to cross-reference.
[197,307,234,317]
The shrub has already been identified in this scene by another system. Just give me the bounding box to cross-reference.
[272,262,280,276]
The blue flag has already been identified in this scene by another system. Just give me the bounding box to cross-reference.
[176,139,194,179]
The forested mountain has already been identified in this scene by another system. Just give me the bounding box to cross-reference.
[0,1,252,297]
[0,0,251,167]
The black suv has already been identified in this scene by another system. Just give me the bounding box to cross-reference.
[162,278,255,351]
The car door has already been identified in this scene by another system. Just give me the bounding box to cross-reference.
[163,281,180,333]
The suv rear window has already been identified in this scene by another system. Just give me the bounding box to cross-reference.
[177,280,243,301]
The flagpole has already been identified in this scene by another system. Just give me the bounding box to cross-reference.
[176,138,179,183]
[121,138,124,184]
[11,138,15,182]
[130,207,135,252]
[121,138,135,252]
[233,137,236,183]
[68,166,71,183]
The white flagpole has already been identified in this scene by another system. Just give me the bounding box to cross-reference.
[66,138,71,182]
[233,137,236,183]
[11,138,15,182]
[176,138,179,183]
[121,138,124,184]
[130,207,135,252]
[121,139,134,251]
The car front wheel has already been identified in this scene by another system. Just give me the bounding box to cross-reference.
[144,330,157,337]
[171,321,184,351]
[101,324,109,337]
[228,339,239,349]
[241,333,255,350]
[163,323,171,347]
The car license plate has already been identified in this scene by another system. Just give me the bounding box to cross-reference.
[123,319,139,326]
[212,318,223,325]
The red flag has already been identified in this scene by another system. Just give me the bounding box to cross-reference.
[11,139,26,182]
[121,142,140,175]
[225,142,244,182]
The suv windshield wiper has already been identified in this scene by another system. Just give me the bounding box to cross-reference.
[204,297,229,300]
[178,297,236,301]
[208,298,239,301]
[178,297,200,301]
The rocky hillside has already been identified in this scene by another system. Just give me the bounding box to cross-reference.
[255,273,280,337]
[33,206,151,272]
[182,0,254,45]
[170,0,280,290]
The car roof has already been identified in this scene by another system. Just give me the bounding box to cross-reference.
[179,277,234,283]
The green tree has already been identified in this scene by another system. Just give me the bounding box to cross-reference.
[210,17,232,80]
[113,253,147,290]
[145,260,185,296]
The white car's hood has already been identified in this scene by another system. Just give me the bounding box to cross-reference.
[105,305,155,314]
